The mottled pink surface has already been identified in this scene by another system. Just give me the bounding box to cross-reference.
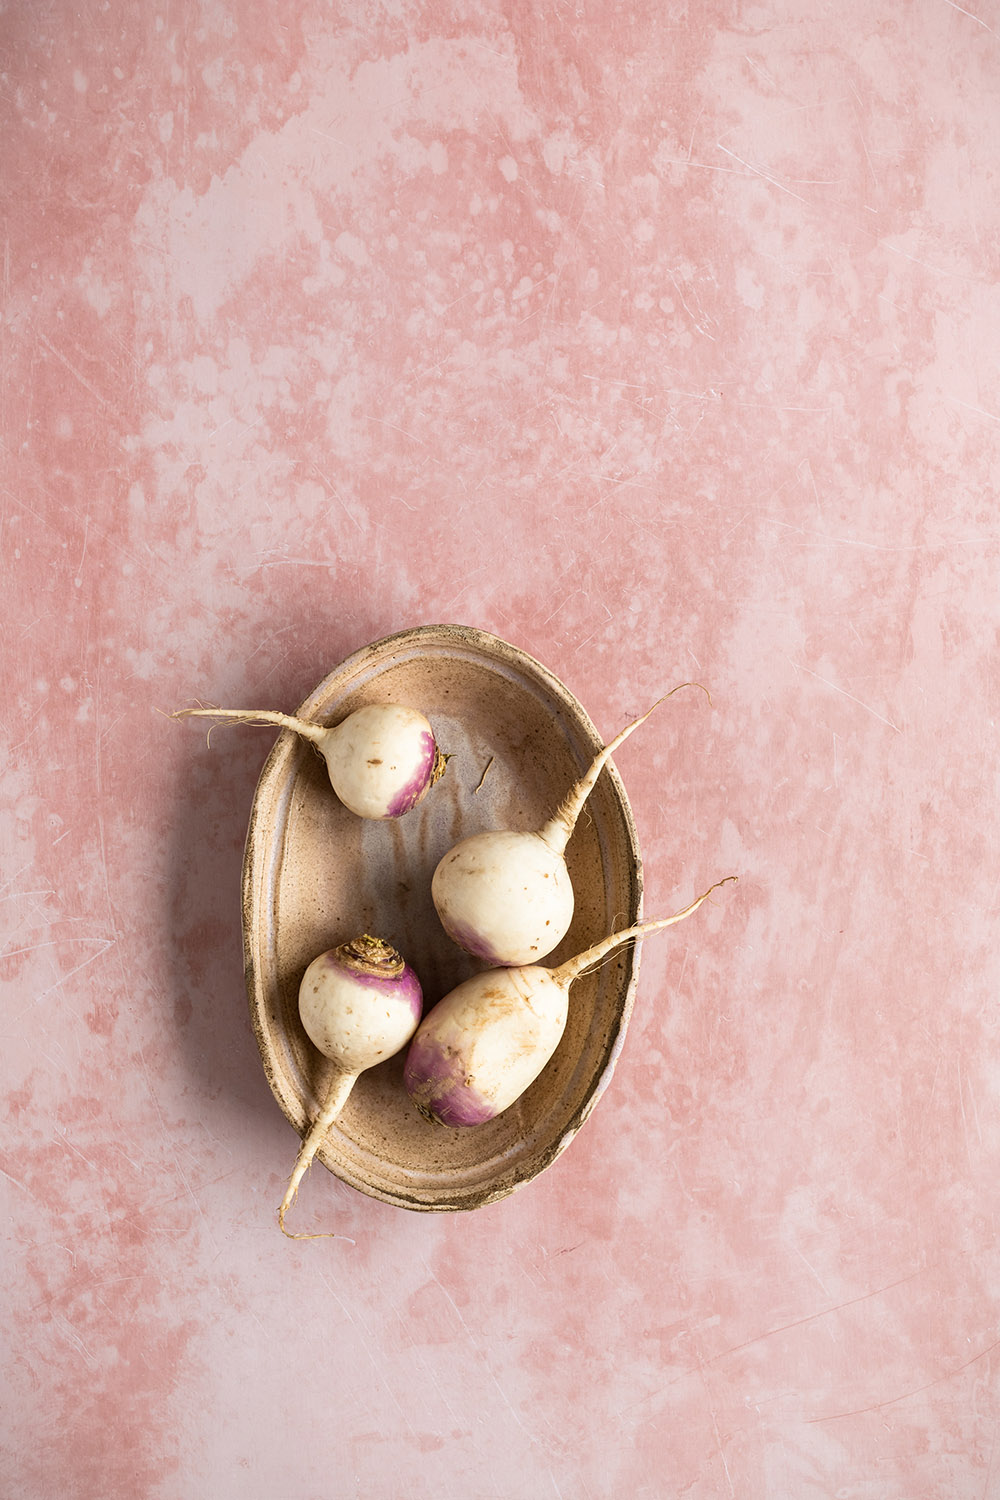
[3,2,999,1496]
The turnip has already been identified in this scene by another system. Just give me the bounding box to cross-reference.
[278,934,423,1236]
[431,683,708,965]
[172,701,446,819]
[404,876,735,1128]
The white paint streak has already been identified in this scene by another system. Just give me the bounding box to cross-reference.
[942,0,998,37]
[791,661,902,732]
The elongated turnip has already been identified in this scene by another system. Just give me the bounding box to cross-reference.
[431,683,708,965]
[405,876,735,1127]
[173,701,446,819]
[279,934,422,1236]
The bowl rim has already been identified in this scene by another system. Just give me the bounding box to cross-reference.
[242,622,644,1211]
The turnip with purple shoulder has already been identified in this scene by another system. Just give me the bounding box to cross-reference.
[431,682,709,966]
[405,876,736,1128]
[171,701,447,820]
[279,934,423,1237]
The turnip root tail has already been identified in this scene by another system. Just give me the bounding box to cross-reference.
[537,682,711,856]
[551,876,737,988]
[170,706,327,745]
[278,1066,357,1239]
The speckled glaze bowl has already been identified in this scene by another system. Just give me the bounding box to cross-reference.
[243,624,643,1211]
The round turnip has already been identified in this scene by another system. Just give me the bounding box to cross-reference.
[405,877,736,1127]
[279,934,423,1236]
[431,683,708,965]
[173,701,447,819]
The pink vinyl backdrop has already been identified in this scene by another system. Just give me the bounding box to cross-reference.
[2,1,999,1496]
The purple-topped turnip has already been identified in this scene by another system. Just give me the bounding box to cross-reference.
[405,877,735,1128]
[279,934,423,1236]
[172,701,446,819]
[431,683,708,966]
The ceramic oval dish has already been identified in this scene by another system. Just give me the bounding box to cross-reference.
[243,623,643,1211]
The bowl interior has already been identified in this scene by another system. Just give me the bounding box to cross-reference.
[244,624,643,1210]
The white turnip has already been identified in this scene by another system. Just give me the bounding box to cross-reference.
[431,683,708,965]
[173,701,446,819]
[279,934,423,1236]
[405,877,735,1127]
